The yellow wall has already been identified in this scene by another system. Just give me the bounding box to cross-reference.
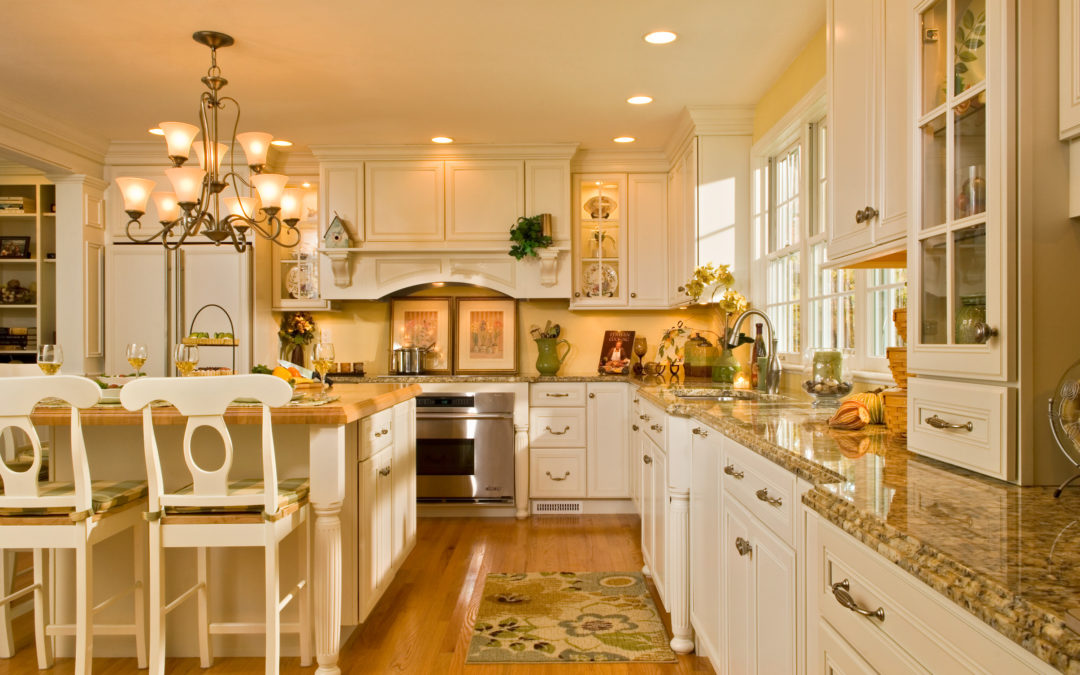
[752,26,827,143]
[289,287,736,377]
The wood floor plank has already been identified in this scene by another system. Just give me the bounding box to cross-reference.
[0,515,714,674]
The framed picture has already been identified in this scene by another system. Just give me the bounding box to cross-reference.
[389,297,452,374]
[453,297,518,374]
[597,330,636,375]
[0,237,30,259]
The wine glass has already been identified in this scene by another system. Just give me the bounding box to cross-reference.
[173,344,199,377]
[632,336,648,376]
[37,344,62,375]
[126,343,148,378]
[312,342,335,399]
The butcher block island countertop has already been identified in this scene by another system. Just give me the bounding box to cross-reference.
[30,382,422,426]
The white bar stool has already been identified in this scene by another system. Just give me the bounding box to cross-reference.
[0,375,148,674]
[121,374,311,675]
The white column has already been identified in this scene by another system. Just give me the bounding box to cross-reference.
[667,488,694,654]
[514,424,530,519]
[308,425,346,675]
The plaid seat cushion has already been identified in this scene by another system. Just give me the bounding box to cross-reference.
[4,447,49,481]
[167,477,310,517]
[0,480,148,518]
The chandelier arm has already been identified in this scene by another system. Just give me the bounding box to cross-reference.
[125,218,172,244]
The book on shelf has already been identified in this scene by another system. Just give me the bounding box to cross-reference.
[0,327,31,336]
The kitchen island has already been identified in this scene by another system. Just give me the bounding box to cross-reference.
[31,382,421,675]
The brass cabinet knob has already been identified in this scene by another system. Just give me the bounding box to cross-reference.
[589,392,596,398]
[735,537,752,556]
[631,292,637,298]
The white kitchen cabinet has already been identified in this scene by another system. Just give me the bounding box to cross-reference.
[391,399,416,567]
[180,245,252,372]
[586,382,629,497]
[648,436,668,603]
[445,160,524,241]
[358,446,392,622]
[689,427,723,667]
[723,496,797,675]
[364,160,444,242]
[525,159,571,244]
[627,174,670,309]
[827,0,908,262]
[667,141,695,307]
[571,174,629,308]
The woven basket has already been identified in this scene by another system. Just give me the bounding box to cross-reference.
[893,308,907,344]
[882,388,908,437]
[886,347,908,388]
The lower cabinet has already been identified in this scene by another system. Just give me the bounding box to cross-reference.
[639,432,668,603]
[689,429,723,665]
[357,401,417,623]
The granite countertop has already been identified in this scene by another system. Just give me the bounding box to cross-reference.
[331,373,632,384]
[633,382,1080,673]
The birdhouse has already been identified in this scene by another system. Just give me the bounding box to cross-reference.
[322,214,352,249]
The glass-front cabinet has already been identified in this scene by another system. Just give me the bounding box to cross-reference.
[909,0,1008,379]
[270,183,333,310]
[571,175,628,308]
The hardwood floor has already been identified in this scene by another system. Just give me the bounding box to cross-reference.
[0,515,714,674]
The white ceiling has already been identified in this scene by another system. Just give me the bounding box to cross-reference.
[2,0,824,152]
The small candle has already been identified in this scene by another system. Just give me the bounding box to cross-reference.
[733,373,751,389]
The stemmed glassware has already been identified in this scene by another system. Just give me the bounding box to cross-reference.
[37,344,63,375]
[312,342,335,399]
[126,343,148,378]
[632,336,648,376]
[173,344,199,377]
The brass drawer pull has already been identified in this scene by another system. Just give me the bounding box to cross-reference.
[545,425,571,436]
[831,579,885,621]
[925,415,973,432]
[632,424,640,431]
[724,465,744,479]
[643,455,653,465]
[639,413,651,422]
[650,423,663,432]
[546,392,569,398]
[755,488,782,507]
[546,471,570,482]
[380,429,389,436]
[378,466,391,477]
[692,427,708,437]
[735,537,752,556]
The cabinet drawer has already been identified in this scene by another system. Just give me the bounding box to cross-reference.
[360,409,393,461]
[636,399,666,451]
[722,439,796,546]
[530,407,587,447]
[816,518,1050,674]
[530,449,586,498]
[907,378,1014,480]
[530,383,587,407]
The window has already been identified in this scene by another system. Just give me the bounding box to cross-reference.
[753,102,907,375]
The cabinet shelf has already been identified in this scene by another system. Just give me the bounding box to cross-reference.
[0,213,35,218]
[0,305,37,309]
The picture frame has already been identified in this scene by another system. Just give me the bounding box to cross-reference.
[389,297,452,374]
[453,297,518,374]
[0,237,30,259]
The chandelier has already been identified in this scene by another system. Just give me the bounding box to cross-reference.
[116,31,301,252]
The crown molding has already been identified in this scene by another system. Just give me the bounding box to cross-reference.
[104,141,176,170]
[269,149,319,178]
[750,78,826,156]
[0,99,108,178]
[663,105,755,164]
[570,149,670,174]
[309,143,580,162]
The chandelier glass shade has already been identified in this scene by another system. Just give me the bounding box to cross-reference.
[117,31,300,251]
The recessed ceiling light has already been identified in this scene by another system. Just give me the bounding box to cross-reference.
[613,136,636,143]
[301,182,311,188]
[627,96,653,105]
[431,136,454,144]
[643,31,677,45]
[270,139,293,147]
[148,128,164,136]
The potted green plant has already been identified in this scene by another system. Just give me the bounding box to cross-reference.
[508,215,553,260]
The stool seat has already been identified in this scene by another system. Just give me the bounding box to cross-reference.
[168,477,309,518]
[0,480,148,519]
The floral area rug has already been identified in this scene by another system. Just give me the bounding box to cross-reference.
[466,571,678,664]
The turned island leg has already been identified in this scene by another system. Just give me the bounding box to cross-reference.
[309,425,346,675]
[668,488,694,654]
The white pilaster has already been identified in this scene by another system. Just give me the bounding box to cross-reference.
[514,424,530,519]
[667,488,694,654]
[308,425,346,675]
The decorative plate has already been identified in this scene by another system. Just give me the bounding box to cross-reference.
[584,195,617,219]
[1051,358,1080,465]
[582,263,617,297]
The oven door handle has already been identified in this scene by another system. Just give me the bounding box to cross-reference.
[416,413,514,420]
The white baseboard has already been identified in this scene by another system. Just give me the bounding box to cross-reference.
[418,499,636,518]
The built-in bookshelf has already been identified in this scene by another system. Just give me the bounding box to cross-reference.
[0,176,55,363]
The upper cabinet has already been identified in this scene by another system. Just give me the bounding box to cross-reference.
[572,174,629,307]
[628,174,670,309]
[364,160,445,242]
[827,0,909,262]
[445,160,525,241]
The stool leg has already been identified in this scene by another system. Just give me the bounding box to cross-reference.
[298,516,311,667]
[264,529,280,675]
[133,522,147,669]
[74,536,93,674]
[196,547,212,668]
[32,549,53,669]
[0,550,14,658]
[147,522,165,675]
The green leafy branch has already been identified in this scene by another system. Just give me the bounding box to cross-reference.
[954,8,986,93]
[508,215,552,260]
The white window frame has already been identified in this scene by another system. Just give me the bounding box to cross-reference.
[750,81,899,381]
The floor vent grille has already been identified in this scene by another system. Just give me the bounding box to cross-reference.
[532,500,583,515]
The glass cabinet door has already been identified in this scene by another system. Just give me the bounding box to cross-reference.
[911,0,1004,378]
[572,175,628,307]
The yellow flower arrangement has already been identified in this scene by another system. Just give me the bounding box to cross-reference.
[682,263,751,349]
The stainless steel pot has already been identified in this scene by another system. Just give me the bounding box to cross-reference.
[392,347,427,375]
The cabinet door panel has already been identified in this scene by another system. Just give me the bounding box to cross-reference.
[817,620,879,675]
[181,247,251,372]
[876,0,909,244]
[105,246,167,375]
[640,437,654,572]
[586,383,629,497]
[525,160,571,243]
[690,431,723,664]
[754,519,797,674]
[651,443,668,604]
[828,0,877,258]
[628,174,669,308]
[391,401,414,566]
[446,160,524,241]
[724,498,754,675]
[365,161,444,241]
[376,453,394,585]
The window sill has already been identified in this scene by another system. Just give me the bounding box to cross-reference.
[780,363,897,388]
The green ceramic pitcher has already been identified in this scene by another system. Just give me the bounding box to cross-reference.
[535,337,571,376]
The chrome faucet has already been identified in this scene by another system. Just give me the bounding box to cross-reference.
[729,309,781,395]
